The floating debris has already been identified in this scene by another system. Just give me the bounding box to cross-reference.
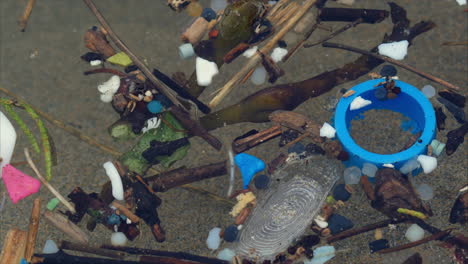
[207,227,222,250]
[378,40,409,60]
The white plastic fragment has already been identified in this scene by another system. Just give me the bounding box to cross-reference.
[42,239,59,254]
[421,85,436,98]
[430,139,446,156]
[0,111,17,178]
[111,232,128,246]
[400,158,420,174]
[90,60,102,66]
[416,183,434,201]
[383,163,394,168]
[314,217,329,228]
[378,40,409,60]
[250,66,267,85]
[361,163,378,178]
[320,122,336,139]
[178,43,195,59]
[207,227,222,250]
[405,224,425,242]
[98,75,120,103]
[217,248,236,261]
[196,57,219,86]
[343,166,361,185]
[271,47,288,63]
[103,161,124,201]
[242,46,258,58]
[456,0,466,5]
[126,218,132,224]
[350,96,372,110]
[142,117,161,133]
[304,246,336,264]
[417,155,437,174]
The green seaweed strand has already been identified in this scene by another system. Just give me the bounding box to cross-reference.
[0,100,41,154]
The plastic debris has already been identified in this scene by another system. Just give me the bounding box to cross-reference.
[270,47,288,63]
[374,87,388,100]
[201,8,217,22]
[98,75,120,103]
[243,46,258,58]
[42,240,59,254]
[377,40,409,60]
[147,100,163,114]
[2,164,41,204]
[416,183,434,201]
[141,117,161,133]
[320,122,336,139]
[107,214,121,225]
[103,161,124,201]
[106,52,132,67]
[405,224,425,242]
[417,155,437,174]
[251,66,267,85]
[110,232,127,246]
[362,163,378,178]
[223,225,239,242]
[178,43,195,59]
[46,198,60,211]
[397,208,428,220]
[328,214,354,234]
[430,139,446,156]
[304,246,336,264]
[207,227,222,250]
[90,60,102,66]
[314,216,329,228]
[217,248,236,261]
[234,153,265,189]
[0,111,17,178]
[332,184,351,202]
[383,163,394,168]
[254,174,270,189]
[196,57,219,86]
[456,0,466,6]
[400,158,420,174]
[230,191,256,217]
[380,65,397,77]
[350,96,372,110]
[343,166,361,185]
[288,142,305,154]
[368,239,389,253]
[421,85,436,98]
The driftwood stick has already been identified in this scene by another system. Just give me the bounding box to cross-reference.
[209,0,318,108]
[378,229,453,254]
[24,198,42,262]
[282,23,319,62]
[0,228,28,264]
[24,148,76,213]
[59,241,126,259]
[43,211,89,244]
[322,42,461,91]
[18,0,36,31]
[327,218,406,243]
[111,201,140,223]
[232,125,282,153]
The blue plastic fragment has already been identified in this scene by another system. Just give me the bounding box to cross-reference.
[369,239,389,253]
[332,184,351,202]
[287,142,305,154]
[107,214,121,225]
[20,259,28,264]
[234,153,265,189]
[254,174,270,190]
[147,100,163,114]
[223,225,239,242]
[201,8,217,22]
[328,214,354,234]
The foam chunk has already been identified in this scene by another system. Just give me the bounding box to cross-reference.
[417,155,437,174]
[2,164,41,204]
[350,96,371,110]
[206,227,222,250]
[271,47,288,63]
[110,232,127,246]
[0,111,17,178]
[405,224,425,242]
[196,57,219,86]
[320,122,336,138]
[251,66,267,85]
[103,162,124,201]
[243,46,258,58]
[378,40,409,60]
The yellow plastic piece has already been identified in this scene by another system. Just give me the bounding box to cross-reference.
[397,208,428,220]
[106,52,133,67]
[230,192,256,217]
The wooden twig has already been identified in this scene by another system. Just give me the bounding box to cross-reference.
[282,23,319,62]
[304,18,363,48]
[322,42,461,91]
[209,0,319,108]
[84,68,129,78]
[60,241,126,259]
[111,201,140,223]
[327,218,406,243]
[233,125,282,153]
[24,198,42,262]
[43,211,89,244]
[378,229,453,254]
[441,41,468,46]
[0,228,28,264]
[24,148,76,213]
[267,0,291,18]
[18,0,36,31]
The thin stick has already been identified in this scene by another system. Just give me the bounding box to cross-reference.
[24,198,41,262]
[43,211,89,244]
[442,41,468,46]
[322,42,461,91]
[267,0,291,18]
[378,229,453,254]
[282,23,319,62]
[209,0,319,108]
[327,218,406,243]
[18,0,36,31]
[111,201,140,223]
[304,18,363,48]
[59,241,126,259]
[24,148,76,213]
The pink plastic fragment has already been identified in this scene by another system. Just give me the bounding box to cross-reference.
[1,164,41,204]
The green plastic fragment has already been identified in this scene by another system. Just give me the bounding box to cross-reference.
[106,52,133,67]
[326,195,336,204]
[46,198,60,211]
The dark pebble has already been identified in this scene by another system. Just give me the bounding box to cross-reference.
[80,52,103,62]
[254,174,270,189]
[380,65,397,77]
[439,90,465,108]
[279,129,299,147]
[369,239,389,253]
[374,87,387,101]
[153,93,173,108]
[332,184,351,202]
[223,225,239,242]
[201,8,217,22]
[278,40,287,48]
[305,143,325,155]
[288,142,305,154]
[328,214,354,234]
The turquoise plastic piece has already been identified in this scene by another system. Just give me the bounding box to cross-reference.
[234,153,265,189]
[334,79,436,170]
[147,100,163,114]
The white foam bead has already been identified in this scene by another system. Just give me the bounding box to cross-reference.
[90,60,102,66]
[0,111,17,178]
[206,227,222,250]
[378,40,409,60]
[350,96,372,110]
[416,183,434,201]
[251,66,267,85]
[405,224,425,242]
[417,155,437,174]
[320,122,336,138]
[242,46,258,58]
[361,163,378,178]
[103,161,124,201]
[111,232,128,246]
[196,57,219,86]
[271,47,288,63]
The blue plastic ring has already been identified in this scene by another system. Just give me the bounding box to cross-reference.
[334,79,436,169]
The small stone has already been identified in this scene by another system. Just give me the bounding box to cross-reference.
[305,143,325,155]
[111,232,127,246]
[206,227,222,250]
[368,239,389,253]
[251,66,267,85]
[400,158,420,174]
[288,142,305,154]
[254,174,270,189]
[416,183,434,201]
[332,184,351,202]
[421,85,436,98]
[201,8,217,22]
[374,87,388,101]
[362,163,378,178]
[234,153,265,189]
[178,43,195,59]
[223,225,238,242]
[314,217,329,228]
[343,166,361,185]
[405,224,425,242]
[46,198,60,211]
[379,65,397,77]
[328,214,354,234]
[417,155,437,174]
[277,40,287,48]
[90,60,102,66]
[42,239,59,254]
[147,100,163,114]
